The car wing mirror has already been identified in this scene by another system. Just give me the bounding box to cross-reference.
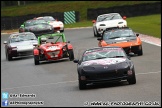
[128,52,135,57]
[136,33,139,37]
[123,16,127,20]
[92,20,96,23]
[3,41,7,44]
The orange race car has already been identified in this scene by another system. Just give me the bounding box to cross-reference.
[97,27,143,56]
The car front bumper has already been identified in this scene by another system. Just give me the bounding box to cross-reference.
[123,45,142,54]
[79,68,134,84]
[9,50,33,57]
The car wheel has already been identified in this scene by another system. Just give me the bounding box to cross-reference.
[95,27,100,37]
[93,27,97,37]
[138,46,143,56]
[34,55,40,65]
[68,49,74,61]
[79,79,86,90]
[127,71,136,84]
[6,51,12,61]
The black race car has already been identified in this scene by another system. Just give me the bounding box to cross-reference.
[19,19,54,37]
[73,46,136,90]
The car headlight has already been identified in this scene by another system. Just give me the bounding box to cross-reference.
[127,70,133,75]
[118,22,123,24]
[100,24,106,26]
[8,46,17,52]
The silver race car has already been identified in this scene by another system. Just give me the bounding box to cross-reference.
[4,32,38,61]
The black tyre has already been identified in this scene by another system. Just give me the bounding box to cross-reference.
[127,71,136,84]
[6,51,12,61]
[79,79,86,90]
[95,27,100,37]
[34,55,39,65]
[138,46,143,56]
[69,49,74,61]
[93,27,97,37]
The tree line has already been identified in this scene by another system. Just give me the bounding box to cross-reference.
[1,1,58,7]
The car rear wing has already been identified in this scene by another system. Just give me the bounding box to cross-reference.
[37,32,66,45]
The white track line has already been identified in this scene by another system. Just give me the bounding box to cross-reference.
[1,71,161,90]
[141,39,161,47]
[136,71,161,75]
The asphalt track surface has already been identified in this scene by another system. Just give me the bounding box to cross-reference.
[1,28,161,107]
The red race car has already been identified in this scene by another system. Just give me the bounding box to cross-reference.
[33,32,74,65]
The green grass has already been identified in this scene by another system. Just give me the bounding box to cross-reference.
[127,14,161,38]
[64,21,92,28]
[1,1,161,38]
[1,1,159,21]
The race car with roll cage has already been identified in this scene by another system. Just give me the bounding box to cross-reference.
[97,27,143,56]
[33,32,74,65]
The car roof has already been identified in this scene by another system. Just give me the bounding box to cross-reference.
[35,17,43,19]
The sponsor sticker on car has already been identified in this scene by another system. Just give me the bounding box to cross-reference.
[47,46,59,51]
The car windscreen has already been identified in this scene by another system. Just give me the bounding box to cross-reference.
[82,47,126,61]
[10,34,37,43]
[25,20,48,27]
[103,29,136,40]
[97,14,122,22]
[43,17,55,21]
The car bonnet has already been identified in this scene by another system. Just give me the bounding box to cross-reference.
[96,19,126,26]
[105,36,137,44]
[81,58,126,66]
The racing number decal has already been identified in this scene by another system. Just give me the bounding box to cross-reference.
[48,46,58,50]
[83,58,126,66]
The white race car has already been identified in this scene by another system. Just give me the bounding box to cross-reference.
[4,32,38,61]
[35,16,64,32]
[92,13,127,37]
